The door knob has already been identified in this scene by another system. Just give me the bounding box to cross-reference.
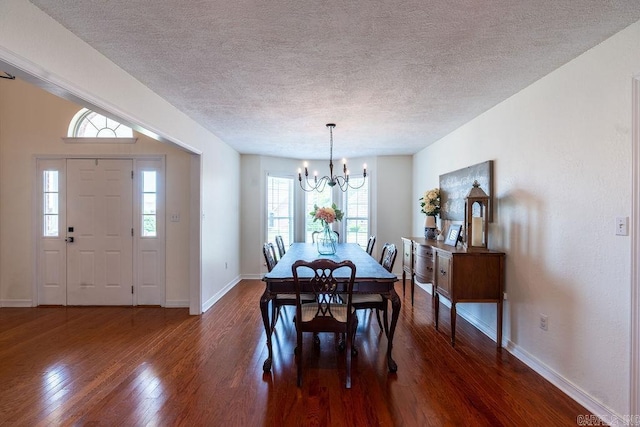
[65,237,74,243]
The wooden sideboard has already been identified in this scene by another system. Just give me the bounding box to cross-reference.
[403,237,505,348]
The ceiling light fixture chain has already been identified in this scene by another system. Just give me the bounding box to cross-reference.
[298,123,367,193]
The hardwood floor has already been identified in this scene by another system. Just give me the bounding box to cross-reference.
[0,280,588,426]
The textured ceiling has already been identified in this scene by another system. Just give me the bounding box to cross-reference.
[29,1,640,159]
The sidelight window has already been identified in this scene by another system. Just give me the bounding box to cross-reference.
[43,171,59,237]
[142,171,157,237]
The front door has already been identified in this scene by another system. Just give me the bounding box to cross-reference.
[66,159,133,305]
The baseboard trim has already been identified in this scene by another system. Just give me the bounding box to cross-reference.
[201,276,241,313]
[415,281,617,419]
[504,341,618,421]
[0,299,33,307]
[165,300,189,308]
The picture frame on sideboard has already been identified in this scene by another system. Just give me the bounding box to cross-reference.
[444,224,462,247]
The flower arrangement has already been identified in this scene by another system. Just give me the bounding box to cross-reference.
[310,203,344,226]
[420,188,441,216]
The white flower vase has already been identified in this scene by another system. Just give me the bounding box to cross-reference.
[424,215,438,240]
[317,223,337,255]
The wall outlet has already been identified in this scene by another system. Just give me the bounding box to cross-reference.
[170,212,180,222]
[540,314,548,331]
[616,216,629,236]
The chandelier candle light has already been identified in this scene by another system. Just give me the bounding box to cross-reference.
[298,123,367,192]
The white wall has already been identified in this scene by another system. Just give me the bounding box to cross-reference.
[240,154,412,278]
[0,0,241,312]
[413,20,640,417]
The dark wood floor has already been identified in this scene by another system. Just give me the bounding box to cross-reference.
[0,280,588,426]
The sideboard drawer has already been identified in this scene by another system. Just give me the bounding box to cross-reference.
[434,252,451,298]
[414,244,434,283]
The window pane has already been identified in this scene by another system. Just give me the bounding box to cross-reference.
[143,193,157,214]
[44,193,58,214]
[305,187,332,242]
[43,171,59,237]
[44,215,58,237]
[44,171,58,192]
[267,176,294,246]
[343,176,368,248]
[73,110,133,138]
[141,170,157,237]
[142,215,156,237]
[142,171,157,192]
[345,219,368,246]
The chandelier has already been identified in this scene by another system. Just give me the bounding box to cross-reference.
[298,123,367,192]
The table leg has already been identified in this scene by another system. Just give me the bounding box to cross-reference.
[410,273,415,306]
[402,271,406,297]
[260,288,274,372]
[386,288,401,373]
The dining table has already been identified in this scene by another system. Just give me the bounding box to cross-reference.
[261,242,400,373]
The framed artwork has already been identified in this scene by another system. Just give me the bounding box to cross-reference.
[439,160,494,222]
[444,224,462,247]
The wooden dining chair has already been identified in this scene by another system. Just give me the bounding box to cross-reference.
[263,243,314,332]
[351,243,398,336]
[292,258,358,388]
[275,235,286,259]
[262,242,277,272]
[366,235,376,255]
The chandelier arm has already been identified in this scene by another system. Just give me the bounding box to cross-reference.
[299,175,330,192]
[334,175,366,191]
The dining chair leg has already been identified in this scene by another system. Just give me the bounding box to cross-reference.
[382,297,390,337]
[346,315,358,388]
[374,309,384,332]
[345,335,352,389]
[270,304,279,332]
[296,330,303,387]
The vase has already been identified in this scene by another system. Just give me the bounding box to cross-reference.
[316,223,337,255]
[424,215,437,240]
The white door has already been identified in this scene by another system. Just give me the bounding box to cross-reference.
[66,159,133,305]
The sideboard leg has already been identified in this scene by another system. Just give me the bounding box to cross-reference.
[450,302,457,347]
[497,299,503,348]
[434,293,440,330]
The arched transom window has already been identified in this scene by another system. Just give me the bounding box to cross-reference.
[68,108,133,138]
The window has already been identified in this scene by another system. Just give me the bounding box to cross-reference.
[66,108,134,141]
[305,186,333,242]
[267,175,294,246]
[142,171,157,237]
[43,171,59,237]
[343,176,369,247]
